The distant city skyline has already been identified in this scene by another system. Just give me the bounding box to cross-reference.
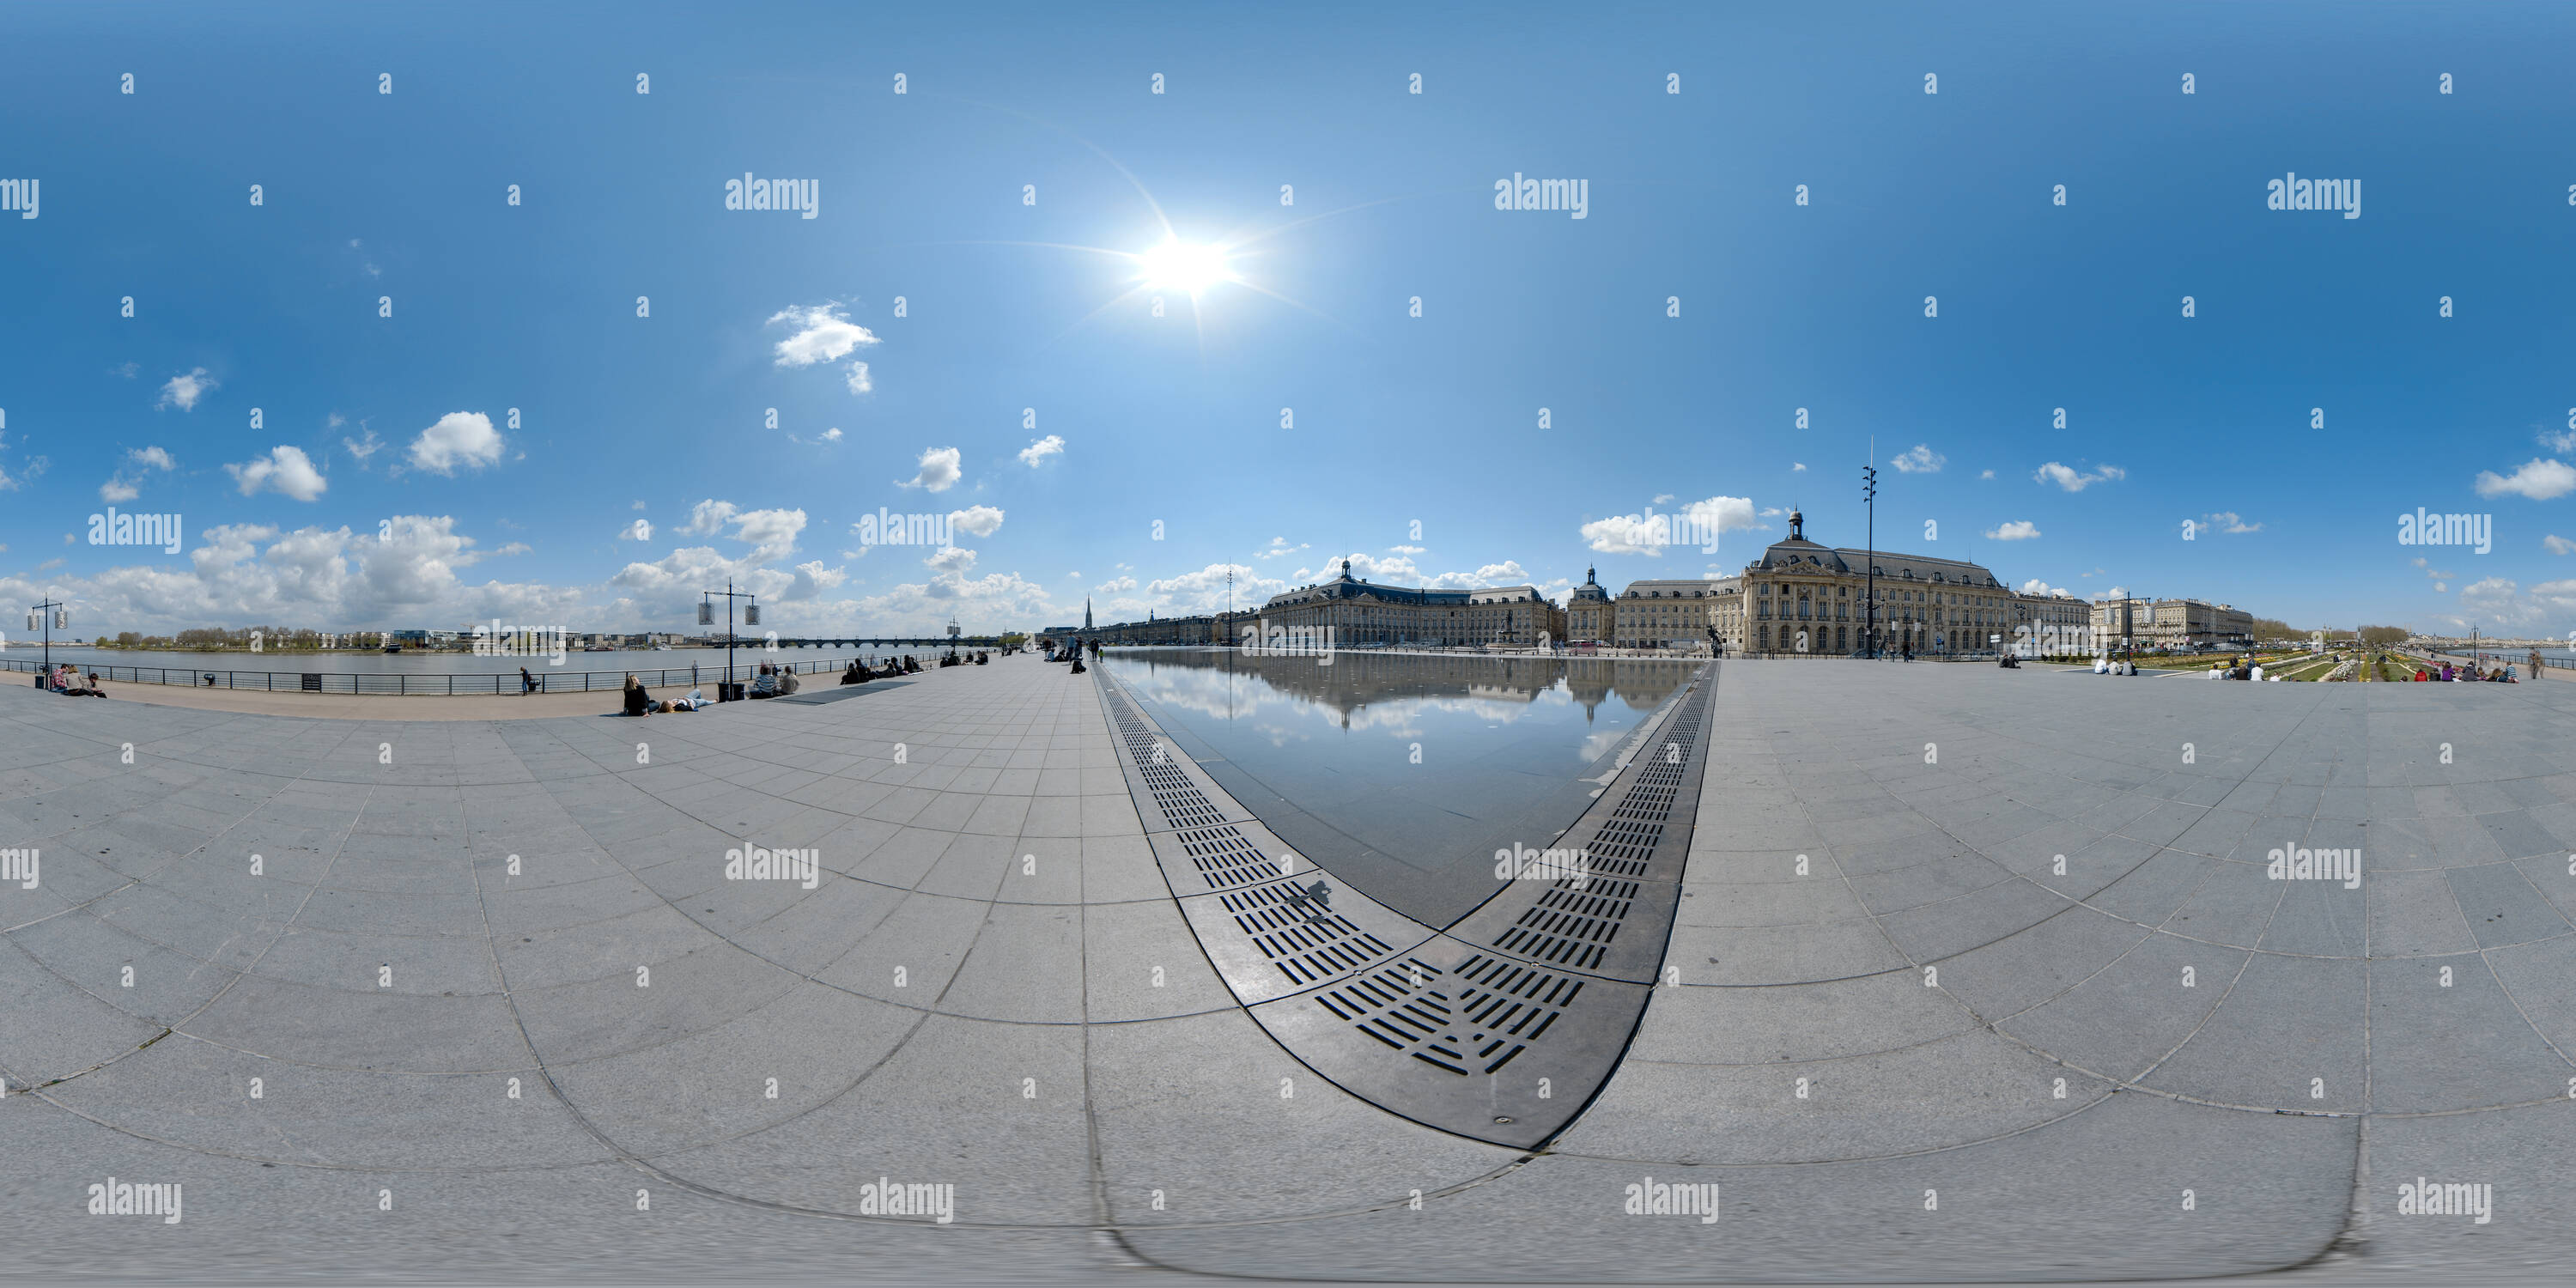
[7,3,2576,638]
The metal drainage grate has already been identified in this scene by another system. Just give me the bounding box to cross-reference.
[1177,823,1275,890]
[1481,677,1710,969]
[1492,878,1642,971]
[1221,881,1398,987]
[1313,952,1585,1076]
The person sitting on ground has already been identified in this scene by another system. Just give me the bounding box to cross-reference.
[622,674,652,716]
[975,651,988,665]
[776,665,799,694]
[750,664,779,697]
[841,660,866,685]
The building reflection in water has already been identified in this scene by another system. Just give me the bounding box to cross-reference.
[1105,647,1695,727]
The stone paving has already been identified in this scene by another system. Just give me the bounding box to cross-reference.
[0,653,2568,1282]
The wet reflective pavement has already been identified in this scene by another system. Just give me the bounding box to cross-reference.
[1098,649,1700,927]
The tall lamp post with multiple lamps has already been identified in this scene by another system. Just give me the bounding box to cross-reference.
[1861,460,1879,659]
[697,580,759,699]
[26,598,69,679]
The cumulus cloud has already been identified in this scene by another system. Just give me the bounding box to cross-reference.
[898,447,963,493]
[1580,495,1757,555]
[1420,560,1532,590]
[769,302,879,368]
[407,411,504,476]
[619,519,653,541]
[100,445,178,501]
[156,368,216,411]
[225,446,328,501]
[2474,458,2576,501]
[784,560,847,600]
[1018,434,1065,467]
[1257,537,1309,560]
[925,546,978,574]
[948,504,1005,538]
[1791,463,1807,472]
[2020,578,2074,598]
[679,499,738,536]
[1892,444,1944,474]
[2544,534,2576,555]
[2035,461,2126,492]
[1984,520,2041,540]
[1143,563,1286,616]
[1097,575,1138,593]
[844,362,872,395]
[2202,511,2262,534]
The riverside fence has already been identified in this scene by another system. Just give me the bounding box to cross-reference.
[2,655,879,696]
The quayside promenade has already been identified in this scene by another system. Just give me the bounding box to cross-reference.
[0,653,2569,1282]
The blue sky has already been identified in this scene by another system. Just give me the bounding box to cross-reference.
[6,0,2576,637]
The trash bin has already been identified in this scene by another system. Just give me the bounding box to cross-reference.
[720,682,745,702]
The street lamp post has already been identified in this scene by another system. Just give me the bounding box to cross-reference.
[1862,459,1878,659]
[26,598,68,678]
[697,579,759,698]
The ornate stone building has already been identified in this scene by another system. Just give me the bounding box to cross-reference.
[1707,510,2022,657]
[1257,561,1565,647]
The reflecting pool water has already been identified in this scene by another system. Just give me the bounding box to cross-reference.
[1099,647,1704,927]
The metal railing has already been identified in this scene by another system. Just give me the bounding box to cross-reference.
[0,654,896,696]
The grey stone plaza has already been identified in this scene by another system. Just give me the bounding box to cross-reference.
[1,654,2569,1282]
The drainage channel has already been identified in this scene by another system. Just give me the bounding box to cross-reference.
[1096,661,1716,1150]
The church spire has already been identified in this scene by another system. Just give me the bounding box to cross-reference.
[1084,598,1092,629]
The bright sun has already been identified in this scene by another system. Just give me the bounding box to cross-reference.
[1135,239,1232,294]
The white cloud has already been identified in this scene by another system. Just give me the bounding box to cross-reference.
[1420,560,1531,590]
[632,499,647,510]
[680,499,738,536]
[1256,537,1308,560]
[343,428,385,465]
[2474,458,2576,501]
[898,446,963,493]
[926,546,978,574]
[224,446,327,501]
[1018,434,1066,467]
[100,445,177,503]
[1388,545,1425,556]
[1791,463,1807,472]
[1651,494,1674,505]
[1097,575,1138,593]
[2019,578,2074,598]
[768,302,879,368]
[1144,563,1286,616]
[948,504,1005,538]
[2542,428,2576,453]
[2202,511,2261,534]
[489,542,532,557]
[819,427,842,443]
[155,368,216,411]
[1984,520,2041,540]
[2545,534,2576,555]
[1978,469,1996,480]
[1580,495,1757,555]
[326,411,346,429]
[406,411,504,476]
[785,560,847,600]
[844,361,872,395]
[619,519,653,541]
[2035,461,2126,492]
[1892,444,1944,474]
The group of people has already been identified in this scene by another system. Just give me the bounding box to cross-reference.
[2418,661,2516,683]
[620,675,709,715]
[39,665,107,697]
[1048,639,1095,673]
[840,654,924,684]
[749,662,801,698]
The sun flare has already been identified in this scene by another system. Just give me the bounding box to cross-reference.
[1134,239,1233,294]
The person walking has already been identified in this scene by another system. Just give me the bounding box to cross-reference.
[520,665,538,696]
